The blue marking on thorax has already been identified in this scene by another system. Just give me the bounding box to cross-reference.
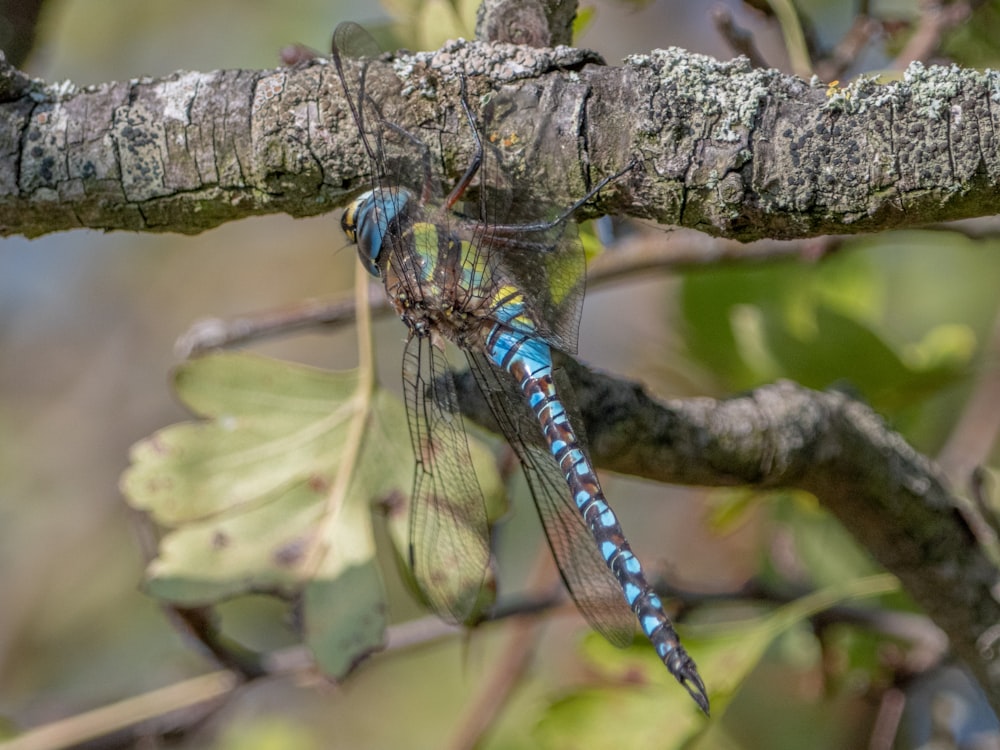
[411,223,442,283]
[462,266,486,292]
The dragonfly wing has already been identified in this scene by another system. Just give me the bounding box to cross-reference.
[492,224,586,356]
[403,336,491,624]
[466,91,588,356]
[331,23,386,173]
[466,351,634,647]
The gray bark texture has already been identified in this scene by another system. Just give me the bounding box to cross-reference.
[3,42,1000,239]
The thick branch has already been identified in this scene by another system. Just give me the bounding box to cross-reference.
[3,43,1000,238]
[455,362,1000,710]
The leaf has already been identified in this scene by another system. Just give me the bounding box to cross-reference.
[535,574,899,748]
[688,573,899,718]
[679,251,972,414]
[122,351,501,678]
[535,684,704,750]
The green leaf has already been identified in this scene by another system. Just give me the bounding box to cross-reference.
[679,249,972,415]
[122,351,503,677]
[214,716,321,750]
[536,574,898,748]
[571,7,595,40]
[689,573,899,718]
[535,684,704,750]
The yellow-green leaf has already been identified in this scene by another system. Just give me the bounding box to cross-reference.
[121,351,503,677]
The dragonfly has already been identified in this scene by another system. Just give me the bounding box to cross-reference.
[331,21,708,713]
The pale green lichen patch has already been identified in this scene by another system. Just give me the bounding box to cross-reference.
[389,39,604,98]
[826,62,1000,118]
[903,61,967,120]
[627,48,782,142]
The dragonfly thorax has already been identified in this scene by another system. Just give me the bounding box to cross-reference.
[340,186,416,277]
[390,273,493,354]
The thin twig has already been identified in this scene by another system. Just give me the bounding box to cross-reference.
[937,306,1000,487]
[815,14,881,82]
[174,294,390,358]
[447,548,561,750]
[710,6,771,69]
[0,672,239,750]
[892,0,971,68]
[174,229,837,355]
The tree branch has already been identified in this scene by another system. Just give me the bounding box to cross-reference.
[453,362,1000,710]
[3,41,1000,239]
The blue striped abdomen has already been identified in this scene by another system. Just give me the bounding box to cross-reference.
[484,321,704,695]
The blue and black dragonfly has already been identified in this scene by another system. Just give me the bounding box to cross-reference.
[332,22,708,712]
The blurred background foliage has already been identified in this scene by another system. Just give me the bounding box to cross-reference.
[3,0,1000,748]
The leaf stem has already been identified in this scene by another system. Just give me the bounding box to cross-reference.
[354,264,376,393]
[299,264,378,577]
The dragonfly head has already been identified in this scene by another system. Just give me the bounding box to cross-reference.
[340,187,412,278]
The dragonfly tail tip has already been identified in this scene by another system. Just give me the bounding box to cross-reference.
[679,669,710,716]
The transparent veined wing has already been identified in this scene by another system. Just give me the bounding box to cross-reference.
[465,350,635,646]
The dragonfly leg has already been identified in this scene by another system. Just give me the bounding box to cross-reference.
[487,157,639,236]
[443,76,484,212]
[373,77,482,208]
[379,118,436,205]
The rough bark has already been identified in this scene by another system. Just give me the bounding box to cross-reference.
[3,43,1000,239]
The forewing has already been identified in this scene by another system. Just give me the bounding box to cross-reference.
[443,89,586,356]
[403,337,491,624]
[471,89,588,355]
[465,351,634,647]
